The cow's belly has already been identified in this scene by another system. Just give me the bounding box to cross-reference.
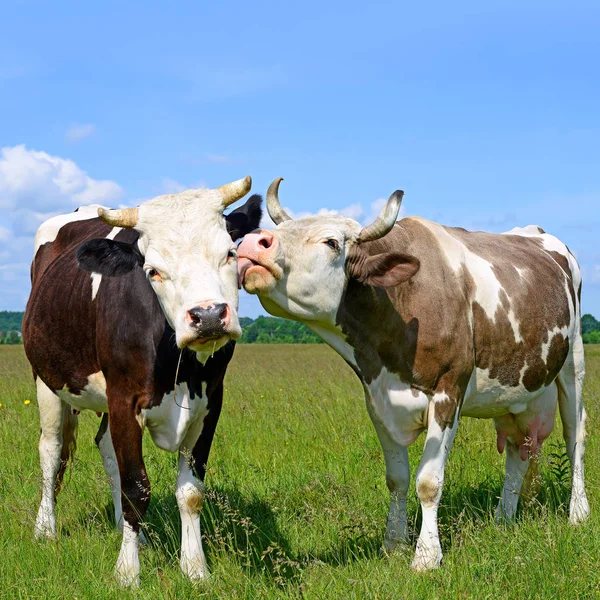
[462,367,548,418]
[56,371,108,413]
[140,383,209,453]
[365,368,429,447]
[57,374,208,454]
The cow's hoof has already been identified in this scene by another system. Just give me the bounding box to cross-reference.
[569,497,590,525]
[115,553,140,588]
[114,565,140,589]
[383,537,410,555]
[411,548,442,572]
[181,557,209,581]
[34,517,57,541]
[494,503,517,525]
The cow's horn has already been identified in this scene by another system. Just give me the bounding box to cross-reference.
[97,207,139,228]
[358,190,404,243]
[266,177,292,224]
[217,176,252,207]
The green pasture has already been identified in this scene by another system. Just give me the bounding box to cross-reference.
[1,344,600,599]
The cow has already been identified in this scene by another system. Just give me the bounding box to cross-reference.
[237,178,589,571]
[22,177,262,586]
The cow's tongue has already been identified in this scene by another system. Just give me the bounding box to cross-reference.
[237,257,256,289]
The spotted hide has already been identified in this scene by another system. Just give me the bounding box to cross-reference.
[238,179,589,572]
[23,183,262,587]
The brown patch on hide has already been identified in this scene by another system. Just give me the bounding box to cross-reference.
[433,396,458,429]
[447,227,573,392]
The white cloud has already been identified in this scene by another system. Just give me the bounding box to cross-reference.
[0,145,121,211]
[260,197,405,230]
[0,145,122,309]
[65,123,96,143]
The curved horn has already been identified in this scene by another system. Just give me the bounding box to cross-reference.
[97,207,139,228]
[358,190,404,243]
[266,177,292,224]
[217,176,252,207]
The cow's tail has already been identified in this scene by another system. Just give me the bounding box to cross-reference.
[55,405,78,496]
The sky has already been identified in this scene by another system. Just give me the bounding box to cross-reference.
[1,0,599,318]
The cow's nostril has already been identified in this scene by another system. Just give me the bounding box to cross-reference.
[258,236,272,249]
[188,308,202,324]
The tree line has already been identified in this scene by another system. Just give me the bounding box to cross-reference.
[2,310,600,345]
[0,311,322,345]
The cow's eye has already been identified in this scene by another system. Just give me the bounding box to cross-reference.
[227,249,237,262]
[324,239,340,251]
[146,268,162,282]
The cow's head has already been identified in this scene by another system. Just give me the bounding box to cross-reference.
[237,178,419,326]
[77,177,262,358]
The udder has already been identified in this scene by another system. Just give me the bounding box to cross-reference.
[494,383,558,460]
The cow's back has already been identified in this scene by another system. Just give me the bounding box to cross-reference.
[24,214,140,392]
[410,218,577,394]
[341,217,578,397]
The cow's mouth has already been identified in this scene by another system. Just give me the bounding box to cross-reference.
[187,334,229,352]
[237,257,272,290]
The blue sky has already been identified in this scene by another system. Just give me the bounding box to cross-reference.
[1,0,599,317]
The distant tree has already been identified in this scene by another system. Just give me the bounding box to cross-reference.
[583,331,600,344]
[581,314,600,335]
[1,330,22,344]
[0,311,24,333]
[238,316,322,344]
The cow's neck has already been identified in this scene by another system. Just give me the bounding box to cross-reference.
[332,278,418,386]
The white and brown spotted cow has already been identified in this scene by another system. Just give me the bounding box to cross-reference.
[237,178,589,571]
[23,178,262,586]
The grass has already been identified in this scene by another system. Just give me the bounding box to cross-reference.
[1,344,600,599]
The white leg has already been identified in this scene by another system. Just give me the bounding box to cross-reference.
[176,449,208,580]
[496,437,529,523]
[412,396,459,571]
[34,378,64,539]
[114,520,140,588]
[558,338,590,524]
[370,417,410,550]
[96,418,123,529]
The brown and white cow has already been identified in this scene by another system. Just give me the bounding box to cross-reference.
[22,178,262,586]
[238,178,589,571]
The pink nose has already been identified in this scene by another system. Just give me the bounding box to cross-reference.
[238,230,276,260]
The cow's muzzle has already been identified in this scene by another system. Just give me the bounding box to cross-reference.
[185,302,231,342]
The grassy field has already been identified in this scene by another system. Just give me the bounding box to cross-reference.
[1,344,600,599]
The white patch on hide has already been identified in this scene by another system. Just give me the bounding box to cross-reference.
[142,382,208,453]
[365,367,428,447]
[34,205,105,255]
[91,226,123,300]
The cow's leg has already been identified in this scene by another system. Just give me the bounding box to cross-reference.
[557,338,590,524]
[369,417,410,550]
[495,437,529,522]
[109,406,150,588]
[412,395,459,572]
[177,383,223,579]
[95,414,123,530]
[35,378,73,539]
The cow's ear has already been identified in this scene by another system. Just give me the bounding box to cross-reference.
[348,249,420,288]
[225,194,263,241]
[77,239,144,276]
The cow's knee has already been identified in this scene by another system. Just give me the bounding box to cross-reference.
[416,472,442,508]
[176,480,205,516]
